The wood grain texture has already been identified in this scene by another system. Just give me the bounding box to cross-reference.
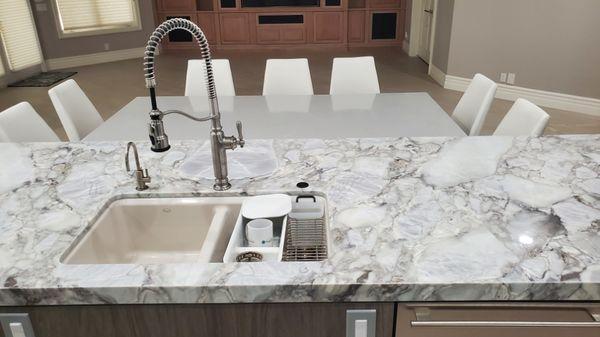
[158,0,197,11]
[348,10,366,42]
[0,303,394,337]
[197,13,218,43]
[219,13,251,44]
[313,11,346,43]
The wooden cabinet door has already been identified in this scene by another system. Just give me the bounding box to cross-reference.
[197,12,218,43]
[348,10,365,43]
[219,13,250,44]
[158,0,196,11]
[313,12,345,44]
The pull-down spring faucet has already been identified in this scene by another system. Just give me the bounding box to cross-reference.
[143,18,244,191]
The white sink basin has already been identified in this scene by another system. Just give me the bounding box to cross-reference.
[61,197,243,264]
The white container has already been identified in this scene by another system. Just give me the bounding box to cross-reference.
[223,212,287,262]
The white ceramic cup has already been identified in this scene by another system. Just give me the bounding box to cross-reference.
[246,219,274,247]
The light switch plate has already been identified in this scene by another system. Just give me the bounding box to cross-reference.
[0,314,36,337]
[346,309,376,337]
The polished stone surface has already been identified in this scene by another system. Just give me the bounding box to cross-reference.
[0,135,599,306]
[83,94,466,141]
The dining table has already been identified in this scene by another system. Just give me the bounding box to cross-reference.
[84,93,466,141]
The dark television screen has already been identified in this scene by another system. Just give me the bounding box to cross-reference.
[242,0,319,7]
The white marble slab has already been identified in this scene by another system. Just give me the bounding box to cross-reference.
[0,135,599,306]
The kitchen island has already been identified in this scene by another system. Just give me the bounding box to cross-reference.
[1,135,599,306]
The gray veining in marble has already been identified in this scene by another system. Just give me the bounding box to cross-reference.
[0,135,599,306]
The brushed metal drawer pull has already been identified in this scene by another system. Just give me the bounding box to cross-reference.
[410,321,600,328]
[411,308,600,328]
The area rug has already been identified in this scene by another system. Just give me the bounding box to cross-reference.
[8,71,77,87]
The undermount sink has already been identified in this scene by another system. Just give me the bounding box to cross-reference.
[61,197,243,264]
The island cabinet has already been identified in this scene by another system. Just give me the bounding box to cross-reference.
[0,303,394,337]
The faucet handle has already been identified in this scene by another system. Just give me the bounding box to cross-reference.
[236,121,245,148]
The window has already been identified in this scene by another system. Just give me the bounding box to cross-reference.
[0,0,43,71]
[52,0,142,38]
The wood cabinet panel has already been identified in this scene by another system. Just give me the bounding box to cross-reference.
[348,10,365,42]
[219,13,250,44]
[396,304,600,337]
[313,12,345,43]
[158,0,197,11]
[197,12,218,43]
[0,303,394,337]
[257,26,305,44]
[369,0,402,9]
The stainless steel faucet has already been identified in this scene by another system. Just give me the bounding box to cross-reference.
[125,142,151,191]
[143,18,244,191]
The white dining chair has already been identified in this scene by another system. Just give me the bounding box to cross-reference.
[263,58,314,95]
[48,79,103,141]
[0,102,60,142]
[329,56,380,95]
[185,59,236,97]
[493,99,550,137]
[451,73,498,136]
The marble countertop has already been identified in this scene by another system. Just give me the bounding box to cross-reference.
[0,135,599,306]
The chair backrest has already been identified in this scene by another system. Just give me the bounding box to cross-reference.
[185,59,236,97]
[263,58,314,95]
[451,73,498,136]
[329,56,380,95]
[48,79,103,141]
[493,99,550,137]
[0,102,60,142]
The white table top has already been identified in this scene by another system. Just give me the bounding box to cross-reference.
[84,93,465,141]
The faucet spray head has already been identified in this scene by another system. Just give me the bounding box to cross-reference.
[148,110,170,152]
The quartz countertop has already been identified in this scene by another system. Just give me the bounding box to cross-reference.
[0,136,599,306]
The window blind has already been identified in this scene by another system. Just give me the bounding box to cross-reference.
[0,0,43,71]
[54,0,138,33]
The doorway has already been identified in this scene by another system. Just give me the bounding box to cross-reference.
[417,0,434,63]
[408,0,437,69]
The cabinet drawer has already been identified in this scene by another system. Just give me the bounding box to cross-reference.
[396,304,600,337]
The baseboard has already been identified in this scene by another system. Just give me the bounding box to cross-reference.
[429,64,446,87]
[444,75,600,117]
[45,47,147,70]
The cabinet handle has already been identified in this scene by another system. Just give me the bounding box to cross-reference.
[411,309,600,328]
[411,321,600,328]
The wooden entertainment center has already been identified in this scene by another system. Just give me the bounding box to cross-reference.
[154,0,406,50]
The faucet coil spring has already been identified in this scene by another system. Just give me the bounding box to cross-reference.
[143,18,217,100]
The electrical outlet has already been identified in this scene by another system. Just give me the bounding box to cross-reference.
[104,43,110,51]
[507,73,516,85]
[500,73,507,83]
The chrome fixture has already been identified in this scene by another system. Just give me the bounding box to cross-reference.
[143,18,244,191]
[125,142,151,191]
